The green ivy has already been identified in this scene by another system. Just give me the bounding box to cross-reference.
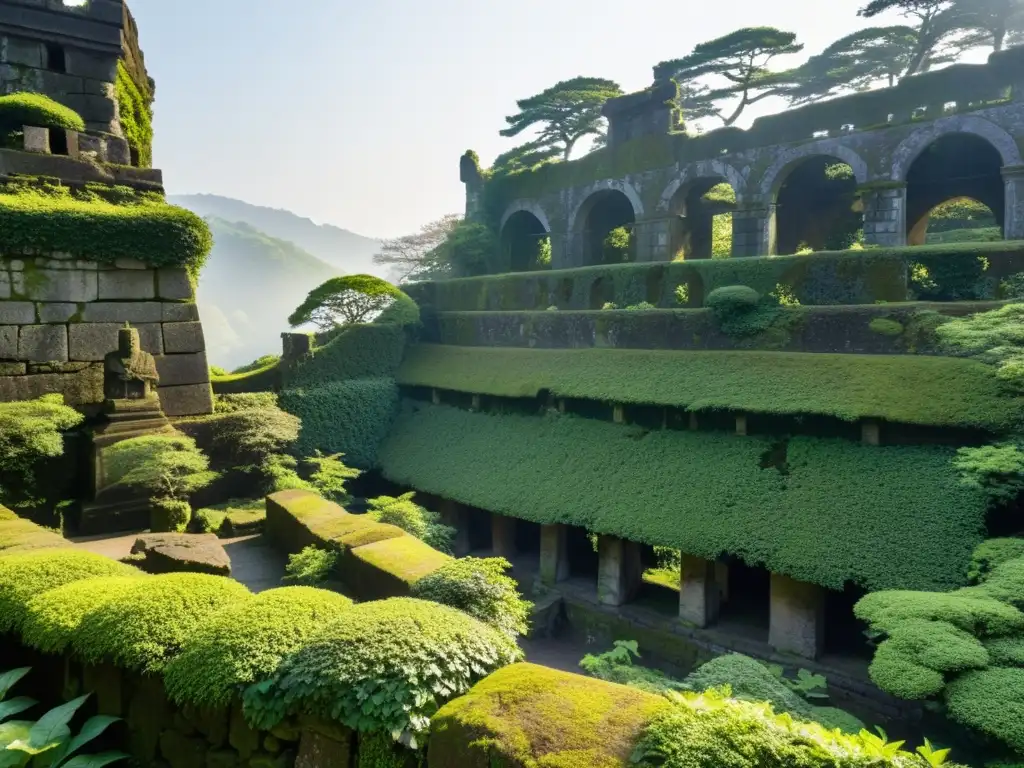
[397,345,1022,431]
[378,404,988,592]
[115,61,153,167]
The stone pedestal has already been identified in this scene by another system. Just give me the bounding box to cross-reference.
[492,514,517,559]
[597,536,643,606]
[862,186,907,248]
[1003,166,1024,240]
[438,499,470,557]
[678,555,720,628]
[539,524,569,586]
[769,573,825,660]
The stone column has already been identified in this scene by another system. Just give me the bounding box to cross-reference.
[613,404,626,424]
[539,524,569,586]
[769,573,825,659]
[861,185,907,248]
[492,514,517,559]
[735,413,748,436]
[861,420,881,446]
[597,536,643,606]
[732,202,775,257]
[439,499,471,557]
[1002,166,1024,241]
[715,561,730,602]
[633,217,674,262]
[679,555,720,628]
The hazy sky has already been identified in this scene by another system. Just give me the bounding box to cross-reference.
[128,0,966,239]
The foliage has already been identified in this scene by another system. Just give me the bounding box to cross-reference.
[378,404,988,592]
[490,139,562,177]
[602,225,634,264]
[0,396,83,507]
[281,546,339,586]
[288,275,407,331]
[706,285,761,318]
[105,434,216,502]
[969,538,1024,584]
[397,345,1023,431]
[0,668,128,768]
[367,492,455,553]
[953,442,1024,507]
[150,498,191,534]
[115,61,153,167]
[209,406,300,464]
[858,0,967,77]
[944,668,1024,754]
[631,687,965,768]
[430,221,500,278]
[500,77,623,160]
[214,392,279,413]
[928,198,998,232]
[71,572,250,673]
[654,27,804,126]
[580,641,689,695]
[163,586,352,709]
[305,451,361,503]
[231,355,280,376]
[241,598,522,745]
[427,662,668,768]
[411,557,532,639]
[0,550,140,634]
[0,511,68,555]
[0,183,211,277]
[191,499,265,537]
[0,92,84,134]
[936,303,1024,391]
[374,291,421,327]
[285,323,407,389]
[372,214,462,282]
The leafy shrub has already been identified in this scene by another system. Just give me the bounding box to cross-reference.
[435,221,499,276]
[944,667,1024,754]
[954,443,1024,507]
[0,92,85,133]
[855,590,1024,637]
[0,550,140,634]
[579,640,687,695]
[289,275,408,331]
[281,546,338,586]
[305,451,361,504]
[870,317,905,336]
[970,539,1024,584]
[242,598,522,744]
[151,498,191,533]
[367,492,455,553]
[937,303,1024,391]
[603,226,633,264]
[105,434,216,503]
[214,392,279,413]
[191,499,265,537]
[232,355,281,376]
[209,407,301,464]
[374,291,421,327]
[0,395,83,506]
[20,575,147,654]
[411,557,532,639]
[72,573,251,673]
[706,285,760,315]
[164,586,352,709]
[0,513,67,554]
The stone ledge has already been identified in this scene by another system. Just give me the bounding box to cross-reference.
[161,302,200,323]
[158,382,213,417]
[98,270,156,300]
[157,268,192,300]
[0,365,102,405]
[14,269,98,302]
[81,302,162,323]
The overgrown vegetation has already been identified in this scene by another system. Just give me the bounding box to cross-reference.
[115,61,154,167]
[0,92,84,139]
[281,545,338,586]
[0,395,83,509]
[367,492,455,553]
[288,275,410,331]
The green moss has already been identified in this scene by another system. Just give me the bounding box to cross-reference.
[115,61,153,167]
[379,405,987,592]
[0,92,84,134]
[428,662,668,768]
[944,667,1024,754]
[0,514,69,554]
[397,345,1021,431]
[164,586,352,709]
[349,536,453,594]
[210,362,280,394]
[0,549,141,634]
[284,324,407,388]
[869,317,904,336]
[71,572,251,673]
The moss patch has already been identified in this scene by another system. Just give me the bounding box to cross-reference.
[115,60,153,167]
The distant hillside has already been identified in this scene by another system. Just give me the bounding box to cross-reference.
[196,217,340,369]
[170,194,383,275]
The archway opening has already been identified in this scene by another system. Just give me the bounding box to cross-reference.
[501,210,550,272]
[775,158,861,254]
[669,179,736,260]
[922,197,1002,245]
[580,190,636,266]
[906,134,1005,245]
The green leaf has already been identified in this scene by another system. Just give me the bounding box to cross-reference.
[0,700,34,725]
[13,695,89,755]
[0,671,30,701]
[0,722,32,749]
[58,752,129,768]
[0,751,28,768]
[52,716,120,767]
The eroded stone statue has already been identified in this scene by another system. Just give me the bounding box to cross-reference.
[104,323,159,400]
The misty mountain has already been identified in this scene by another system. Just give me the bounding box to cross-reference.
[195,217,340,369]
[170,193,383,276]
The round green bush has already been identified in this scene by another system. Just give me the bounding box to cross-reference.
[945,667,1024,754]
[683,654,807,713]
[0,550,141,634]
[0,92,85,133]
[164,586,352,709]
[884,619,990,673]
[969,538,1024,585]
[854,589,1024,637]
[411,557,532,639]
[151,499,192,533]
[242,597,522,741]
[867,641,946,699]
[705,285,760,315]
[20,575,148,654]
[72,572,251,673]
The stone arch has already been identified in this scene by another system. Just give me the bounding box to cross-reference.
[500,207,551,273]
[658,159,747,212]
[499,200,552,234]
[890,115,1023,181]
[567,179,644,236]
[758,144,869,198]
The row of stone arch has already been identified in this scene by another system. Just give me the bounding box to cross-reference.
[500,116,1022,270]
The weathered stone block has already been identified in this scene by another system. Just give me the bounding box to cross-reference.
[159,383,214,417]
[0,273,9,300]
[294,729,353,768]
[769,573,825,660]
[162,302,200,322]
[114,257,148,270]
[131,533,231,576]
[156,352,209,387]
[137,323,164,355]
[98,270,155,300]
[539,523,569,586]
[0,303,34,324]
[163,321,205,353]
[679,555,720,628]
[159,730,207,768]
[81,301,162,323]
[0,326,17,358]
[0,362,25,375]
[64,49,118,82]
[492,514,516,558]
[2,37,44,67]
[228,704,260,759]
[37,303,77,323]
[0,365,102,405]
[158,268,193,300]
[597,536,643,607]
[104,135,130,165]
[22,125,48,153]
[70,323,162,361]
[16,269,98,302]
[18,325,68,362]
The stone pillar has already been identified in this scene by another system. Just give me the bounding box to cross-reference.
[861,420,881,446]
[613,404,626,424]
[715,561,730,602]
[633,217,674,262]
[431,388,441,405]
[439,500,470,557]
[492,514,517,559]
[539,524,569,586]
[732,202,775,257]
[597,536,643,606]
[679,555,720,628]
[471,394,481,411]
[1003,166,1024,241]
[861,186,907,248]
[688,412,699,430]
[735,413,748,436]
[558,399,566,414]
[769,573,825,660]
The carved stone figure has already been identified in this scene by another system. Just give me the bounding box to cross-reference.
[104,324,159,400]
